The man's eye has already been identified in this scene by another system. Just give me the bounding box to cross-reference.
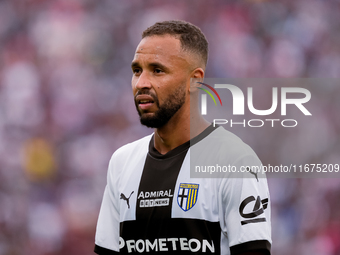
[133,68,141,74]
[154,68,163,74]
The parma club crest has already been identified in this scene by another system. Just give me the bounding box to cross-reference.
[177,183,199,211]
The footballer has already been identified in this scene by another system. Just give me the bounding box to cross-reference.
[94,20,271,255]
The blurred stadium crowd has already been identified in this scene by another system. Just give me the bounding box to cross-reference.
[0,0,340,254]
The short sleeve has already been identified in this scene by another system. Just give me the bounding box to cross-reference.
[219,154,272,255]
[95,155,120,254]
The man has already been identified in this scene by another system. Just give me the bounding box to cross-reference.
[94,20,271,255]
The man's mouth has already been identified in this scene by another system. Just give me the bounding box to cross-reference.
[139,100,154,110]
[136,95,156,110]
[139,99,154,104]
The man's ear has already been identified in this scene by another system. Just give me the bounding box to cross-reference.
[189,68,204,93]
[192,67,204,79]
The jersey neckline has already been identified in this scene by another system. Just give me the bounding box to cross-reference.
[148,124,218,160]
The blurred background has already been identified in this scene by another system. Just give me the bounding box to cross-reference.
[0,0,340,254]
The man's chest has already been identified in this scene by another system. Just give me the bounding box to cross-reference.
[117,152,220,223]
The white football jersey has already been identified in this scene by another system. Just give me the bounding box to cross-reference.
[95,125,271,254]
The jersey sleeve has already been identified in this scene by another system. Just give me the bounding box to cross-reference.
[95,154,120,254]
[219,152,272,255]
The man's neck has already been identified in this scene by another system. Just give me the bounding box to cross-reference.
[153,113,210,155]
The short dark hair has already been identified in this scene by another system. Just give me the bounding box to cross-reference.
[142,20,208,68]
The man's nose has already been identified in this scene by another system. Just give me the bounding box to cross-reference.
[134,72,152,90]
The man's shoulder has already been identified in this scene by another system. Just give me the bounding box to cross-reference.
[211,126,244,142]
[111,133,153,161]
[191,126,264,178]
[191,126,262,170]
[204,126,255,156]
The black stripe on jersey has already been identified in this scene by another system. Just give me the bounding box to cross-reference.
[94,244,119,255]
[136,139,188,220]
[136,124,218,220]
[230,240,271,255]
[119,218,221,254]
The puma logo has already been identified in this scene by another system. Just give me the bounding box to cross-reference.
[120,191,134,209]
[247,167,259,182]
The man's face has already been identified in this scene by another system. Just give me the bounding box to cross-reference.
[131,35,192,128]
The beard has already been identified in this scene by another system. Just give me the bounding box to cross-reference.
[134,86,186,128]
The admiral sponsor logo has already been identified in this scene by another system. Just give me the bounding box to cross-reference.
[119,237,215,253]
[239,195,269,225]
[138,189,173,208]
[177,183,199,211]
